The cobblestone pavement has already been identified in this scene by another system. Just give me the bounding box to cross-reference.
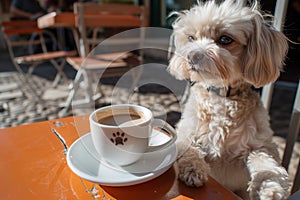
[0,72,182,128]
[0,71,299,186]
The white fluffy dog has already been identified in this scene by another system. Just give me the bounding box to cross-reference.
[168,0,291,199]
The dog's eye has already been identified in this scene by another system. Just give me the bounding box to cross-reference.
[188,35,195,42]
[218,35,233,45]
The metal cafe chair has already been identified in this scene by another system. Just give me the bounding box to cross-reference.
[282,80,300,194]
[1,20,77,102]
[60,2,147,116]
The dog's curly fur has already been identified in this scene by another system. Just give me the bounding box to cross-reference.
[168,0,291,199]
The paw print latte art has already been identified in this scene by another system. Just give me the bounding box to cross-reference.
[110,132,128,145]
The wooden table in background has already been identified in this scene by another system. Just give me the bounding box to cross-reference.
[0,116,240,199]
[38,12,75,28]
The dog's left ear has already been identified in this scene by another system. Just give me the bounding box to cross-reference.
[243,14,288,88]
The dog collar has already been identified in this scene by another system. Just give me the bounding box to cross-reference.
[207,86,241,97]
[187,79,243,97]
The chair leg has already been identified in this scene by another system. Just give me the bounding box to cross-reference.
[83,70,95,104]
[59,69,84,117]
[27,63,39,75]
[281,81,300,194]
[50,59,68,88]
[282,82,300,170]
[12,63,43,103]
[292,150,300,193]
[282,112,300,170]
[59,69,97,117]
[10,54,43,100]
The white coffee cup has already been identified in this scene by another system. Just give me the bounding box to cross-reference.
[89,104,177,166]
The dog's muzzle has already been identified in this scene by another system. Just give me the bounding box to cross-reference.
[187,51,205,70]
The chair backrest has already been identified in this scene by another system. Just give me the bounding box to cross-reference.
[2,20,42,35]
[1,20,46,58]
[73,2,147,57]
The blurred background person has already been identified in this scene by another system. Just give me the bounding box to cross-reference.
[45,0,77,12]
[10,0,46,20]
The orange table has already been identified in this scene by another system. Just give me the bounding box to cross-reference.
[0,116,240,199]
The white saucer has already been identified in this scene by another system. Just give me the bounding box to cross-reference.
[67,131,177,186]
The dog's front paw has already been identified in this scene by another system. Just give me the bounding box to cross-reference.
[248,171,290,200]
[258,180,289,200]
[177,157,210,187]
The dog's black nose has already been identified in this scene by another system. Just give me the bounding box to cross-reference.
[187,51,205,65]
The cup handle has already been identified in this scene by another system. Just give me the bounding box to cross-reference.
[147,118,177,152]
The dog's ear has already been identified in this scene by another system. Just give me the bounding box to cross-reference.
[168,32,190,80]
[168,51,190,80]
[243,14,288,88]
